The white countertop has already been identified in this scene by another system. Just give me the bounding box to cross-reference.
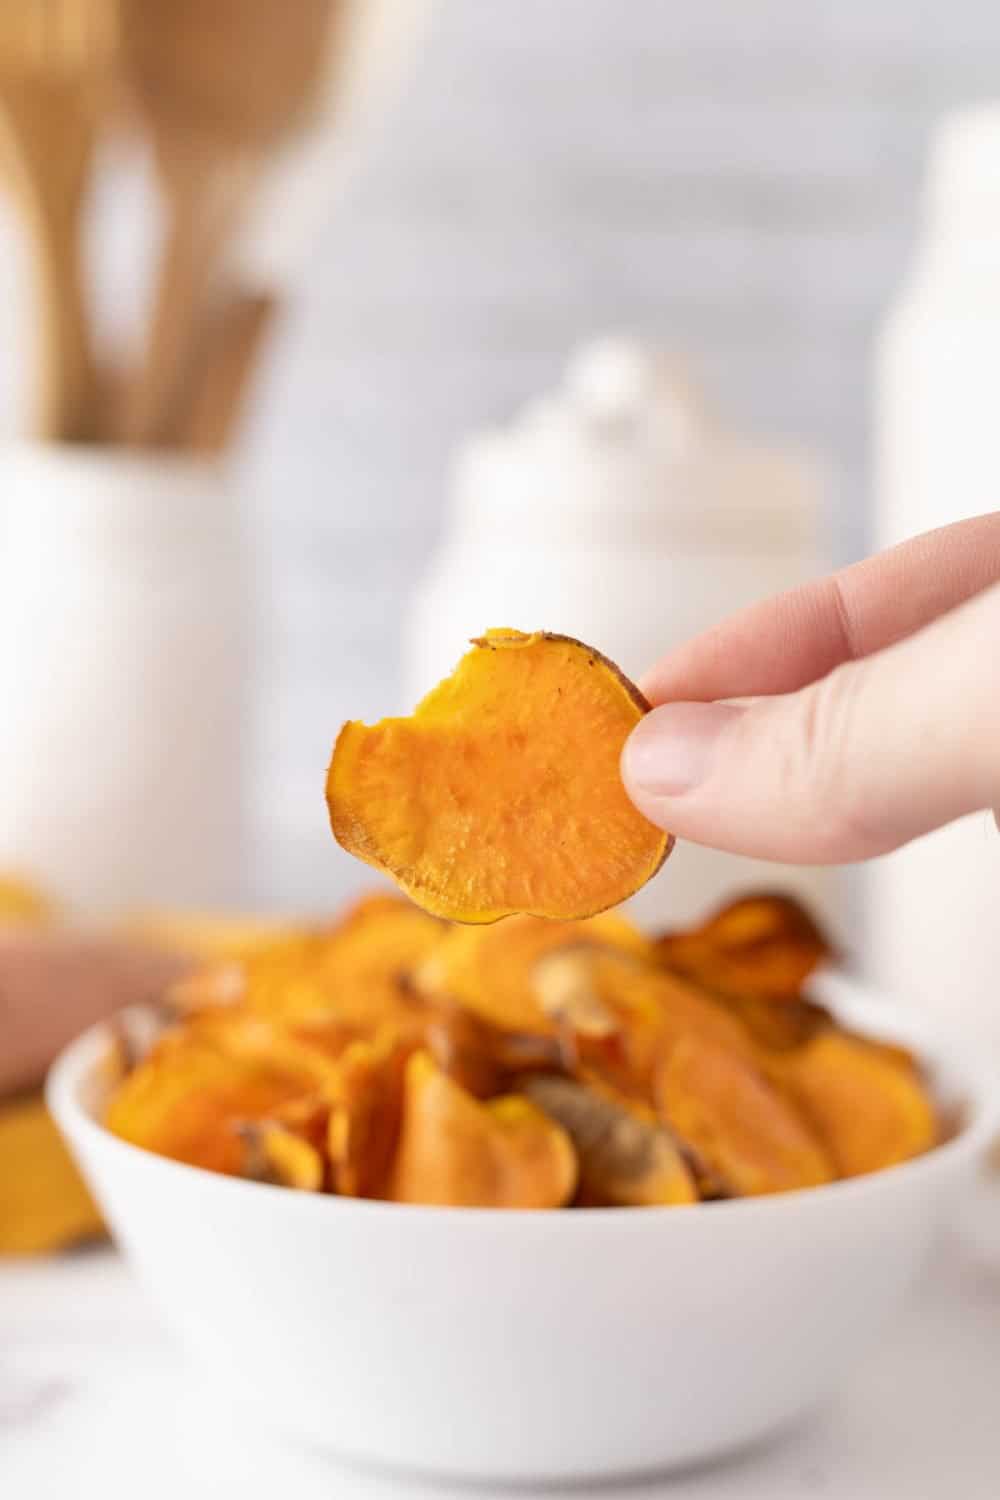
[3,1228,1000,1500]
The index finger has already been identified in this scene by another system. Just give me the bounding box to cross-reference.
[641,512,1000,705]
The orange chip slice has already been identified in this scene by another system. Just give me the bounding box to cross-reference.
[326,1035,412,1198]
[389,1052,577,1208]
[521,1074,696,1207]
[657,892,833,1001]
[168,891,442,1033]
[237,1119,325,1192]
[426,1003,575,1099]
[415,910,651,1034]
[774,1031,938,1177]
[657,1033,834,1197]
[530,944,756,1103]
[106,1034,323,1176]
[326,630,673,922]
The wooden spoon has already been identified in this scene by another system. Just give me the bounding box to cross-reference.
[174,288,276,454]
[0,0,117,442]
[118,0,337,448]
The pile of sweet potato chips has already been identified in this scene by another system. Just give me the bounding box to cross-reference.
[106,891,940,1207]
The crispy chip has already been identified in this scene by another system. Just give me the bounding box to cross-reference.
[658,1033,834,1197]
[426,1003,575,1098]
[774,1031,938,1177]
[237,1119,324,1191]
[168,892,441,1032]
[531,945,756,1102]
[656,893,833,1002]
[106,1034,323,1176]
[327,631,672,922]
[724,994,833,1053]
[415,911,652,1034]
[389,1053,577,1208]
[326,1035,412,1198]
[521,1074,696,1207]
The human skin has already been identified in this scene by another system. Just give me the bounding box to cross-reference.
[621,513,1000,864]
[0,935,188,1095]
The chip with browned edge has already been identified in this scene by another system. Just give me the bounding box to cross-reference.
[326,631,673,923]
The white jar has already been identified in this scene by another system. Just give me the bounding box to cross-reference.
[870,105,1000,1053]
[405,340,842,934]
[0,446,250,916]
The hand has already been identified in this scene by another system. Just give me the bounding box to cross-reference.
[621,513,1000,864]
[0,933,189,1096]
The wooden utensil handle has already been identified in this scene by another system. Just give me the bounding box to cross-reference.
[173,290,276,455]
[29,189,96,442]
[122,144,251,448]
[0,78,99,442]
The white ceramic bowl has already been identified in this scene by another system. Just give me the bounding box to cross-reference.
[48,975,997,1483]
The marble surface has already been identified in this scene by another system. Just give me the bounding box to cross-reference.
[3,1228,1000,1500]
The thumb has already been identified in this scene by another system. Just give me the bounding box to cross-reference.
[621,582,1000,864]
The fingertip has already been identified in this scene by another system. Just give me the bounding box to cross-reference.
[622,702,742,810]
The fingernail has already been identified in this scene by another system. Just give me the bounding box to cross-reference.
[622,702,743,796]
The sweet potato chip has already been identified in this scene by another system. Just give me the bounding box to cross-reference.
[106,1035,322,1175]
[723,994,832,1053]
[415,910,651,1033]
[531,945,756,1102]
[774,1031,938,1178]
[389,1053,577,1208]
[168,892,441,1033]
[657,1033,834,1197]
[532,950,620,1038]
[0,1092,104,1254]
[426,1003,575,1099]
[103,1002,174,1084]
[656,893,833,1002]
[237,1119,324,1191]
[326,1035,412,1198]
[327,630,673,922]
[521,1074,696,1207]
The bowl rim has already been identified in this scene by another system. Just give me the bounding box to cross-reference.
[47,972,1000,1231]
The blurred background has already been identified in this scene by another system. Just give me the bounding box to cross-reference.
[202,0,1000,909]
[230,0,984,909]
[0,0,993,913]
[4,5,1000,1493]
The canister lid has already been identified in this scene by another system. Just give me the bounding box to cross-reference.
[451,338,819,549]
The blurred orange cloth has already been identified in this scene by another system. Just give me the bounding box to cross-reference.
[0,1091,104,1255]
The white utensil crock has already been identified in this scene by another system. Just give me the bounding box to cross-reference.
[0,446,249,915]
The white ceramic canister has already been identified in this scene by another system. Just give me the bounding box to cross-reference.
[405,340,843,935]
[871,104,1000,1054]
[0,445,250,916]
